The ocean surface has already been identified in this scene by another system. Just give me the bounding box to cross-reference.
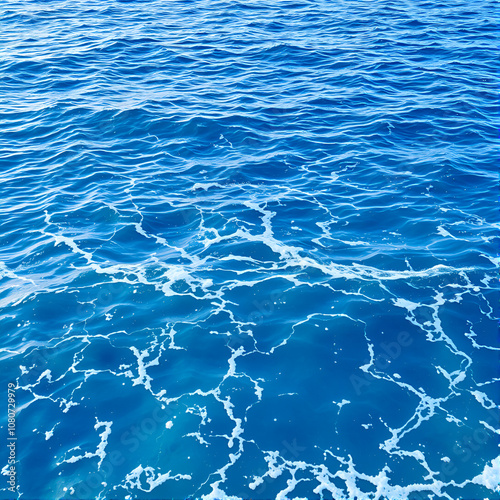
[0,0,498,499]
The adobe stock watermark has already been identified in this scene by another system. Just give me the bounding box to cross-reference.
[349,330,413,396]
[227,289,287,351]
[246,438,307,498]
[6,383,16,495]
[406,405,500,500]
[75,280,125,319]
[71,400,181,499]
[442,405,500,478]
[228,273,311,351]
[16,281,127,388]
[246,289,286,327]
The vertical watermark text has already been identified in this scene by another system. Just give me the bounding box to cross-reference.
[6,383,16,494]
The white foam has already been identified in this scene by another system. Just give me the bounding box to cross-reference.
[471,390,496,409]
[393,298,419,311]
[122,465,192,492]
[471,456,500,491]
[57,419,112,469]
[45,427,55,440]
[201,453,241,500]
[335,399,350,410]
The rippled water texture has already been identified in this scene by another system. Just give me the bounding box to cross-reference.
[0,0,498,499]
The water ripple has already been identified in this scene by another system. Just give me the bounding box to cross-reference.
[0,0,497,498]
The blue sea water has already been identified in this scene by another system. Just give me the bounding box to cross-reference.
[0,0,498,498]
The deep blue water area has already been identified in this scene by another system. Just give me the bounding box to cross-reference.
[0,0,498,499]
